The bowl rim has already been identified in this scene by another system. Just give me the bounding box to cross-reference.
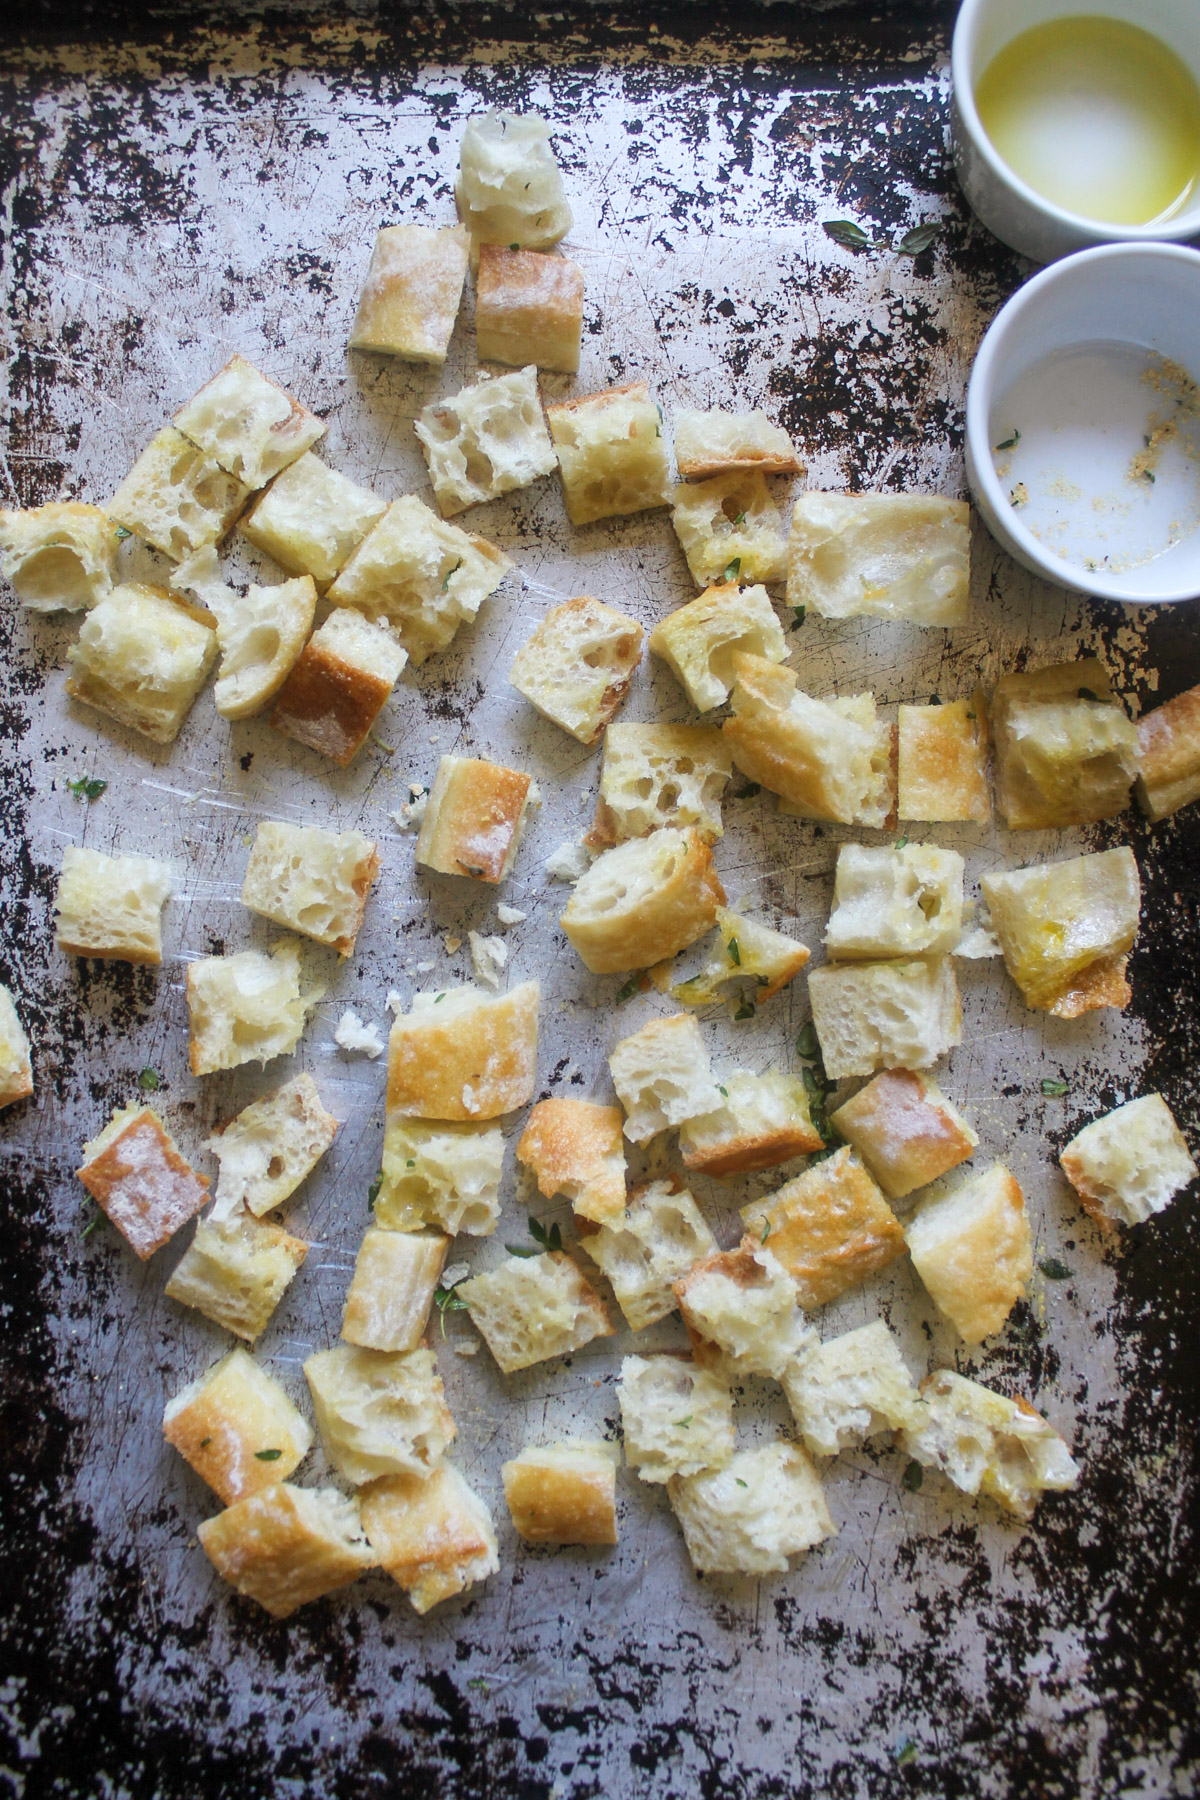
[965,240,1200,605]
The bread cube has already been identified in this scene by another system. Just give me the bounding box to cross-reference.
[0,986,33,1110]
[509,594,643,745]
[502,1439,618,1546]
[609,1012,722,1143]
[649,582,786,713]
[1136,681,1200,822]
[360,1463,498,1613]
[618,1355,734,1483]
[547,383,672,526]
[458,1251,613,1373]
[387,981,539,1121]
[77,1104,209,1259]
[516,1099,626,1226]
[165,1211,308,1339]
[904,1162,1031,1344]
[198,1482,376,1618]
[174,355,324,490]
[1060,1093,1197,1230]
[240,821,379,957]
[782,1320,924,1458]
[0,501,119,611]
[341,1229,448,1354]
[900,1369,1080,1520]
[824,844,965,961]
[304,1343,455,1485]
[808,956,962,1080]
[476,245,584,373]
[829,1069,977,1201]
[455,110,572,252]
[377,1118,504,1235]
[66,582,217,744]
[240,452,386,588]
[679,1069,823,1178]
[579,1178,716,1330]
[724,655,894,827]
[673,408,803,480]
[671,472,788,588]
[742,1147,905,1310]
[897,697,990,823]
[109,427,252,561]
[588,723,732,847]
[980,847,1140,1015]
[208,576,316,720]
[787,493,969,625]
[991,660,1138,829]
[326,495,511,664]
[54,845,171,965]
[674,1239,814,1380]
[561,827,725,974]
[348,222,470,363]
[186,939,318,1076]
[207,1074,338,1220]
[668,1441,835,1575]
[415,754,533,883]
[271,606,406,766]
[163,1348,313,1504]
[415,366,557,517]
[672,907,810,1011]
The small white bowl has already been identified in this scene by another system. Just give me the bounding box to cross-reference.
[952,0,1200,264]
[965,243,1200,605]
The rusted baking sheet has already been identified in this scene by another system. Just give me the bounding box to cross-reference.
[0,3,1197,1796]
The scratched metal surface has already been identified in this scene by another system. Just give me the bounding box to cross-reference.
[1,4,1198,1796]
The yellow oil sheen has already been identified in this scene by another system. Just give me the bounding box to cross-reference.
[975,16,1200,225]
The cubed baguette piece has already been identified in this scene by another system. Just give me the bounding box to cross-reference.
[66,583,217,743]
[579,1178,716,1330]
[674,1240,814,1380]
[163,1348,313,1505]
[742,1147,905,1310]
[360,1464,499,1613]
[456,110,572,251]
[825,844,964,960]
[458,1251,614,1373]
[476,245,584,373]
[547,383,672,525]
[980,847,1140,1015]
[326,495,511,664]
[415,754,533,883]
[174,355,324,489]
[679,1070,824,1178]
[898,697,990,823]
[1136,682,1200,821]
[348,223,470,363]
[1059,1093,1197,1230]
[207,1074,339,1221]
[649,582,786,713]
[516,1099,627,1226]
[609,1012,722,1143]
[0,986,33,1110]
[198,1483,375,1618]
[341,1229,449,1354]
[0,501,119,611]
[672,907,810,1011]
[502,1439,619,1546]
[990,659,1138,829]
[508,595,643,745]
[376,1118,504,1236]
[78,1104,209,1259]
[561,827,725,974]
[165,1211,308,1339]
[787,493,969,625]
[671,472,788,587]
[618,1355,734,1483]
[304,1343,455,1485]
[416,366,557,516]
[808,956,962,1080]
[829,1069,977,1201]
[782,1320,925,1458]
[904,1162,1031,1344]
[240,452,387,588]
[186,939,320,1076]
[240,821,380,956]
[588,723,732,847]
[900,1369,1080,1520]
[208,576,316,719]
[271,607,406,766]
[109,427,252,560]
[386,981,539,1120]
[673,408,803,480]
[54,845,171,965]
[724,655,894,827]
[668,1442,835,1575]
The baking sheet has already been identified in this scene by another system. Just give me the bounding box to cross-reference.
[0,4,1198,1796]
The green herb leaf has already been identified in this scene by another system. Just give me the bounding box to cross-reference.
[200,1437,212,1448]
[434,1282,470,1338]
[368,1174,382,1210]
[897,1740,919,1765]
[1077,687,1098,703]
[254,1448,283,1462]
[790,604,806,631]
[993,431,1020,452]
[528,1215,563,1254]
[823,218,873,252]
[67,776,107,801]
[81,1206,101,1239]
[726,937,741,967]
[796,1021,820,1060]
[114,524,133,541]
[895,835,908,850]
[735,1477,748,1488]
[901,1461,923,1493]
[614,975,641,1004]
[674,1415,693,1428]
[441,557,464,592]
[406,1158,416,1168]
[760,1216,771,1245]
[1040,1257,1072,1281]
[718,1085,728,1098]
[434,992,446,1004]
[137,1066,160,1092]
[509,242,520,250]
[733,997,756,1021]
[506,1243,542,1259]
[468,1676,489,1692]
[897,220,942,256]
[1041,1078,1069,1097]
[732,509,747,526]
[1143,469,1156,484]
[722,557,742,584]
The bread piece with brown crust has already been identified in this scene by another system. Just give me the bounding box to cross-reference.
[679,1070,823,1178]
[741,1147,905,1310]
[348,223,470,363]
[341,1230,448,1354]
[509,595,643,745]
[673,408,803,480]
[904,1162,1031,1344]
[1136,681,1200,822]
[517,1098,627,1225]
[198,1483,375,1618]
[476,245,584,373]
[0,986,33,1110]
[561,827,725,974]
[1059,1093,1197,1230]
[163,1348,313,1505]
[502,1440,618,1546]
[458,1251,614,1373]
[360,1464,498,1613]
[547,382,672,525]
[386,981,540,1121]
[165,1212,308,1340]
[723,654,894,827]
[78,1104,209,1259]
[174,354,325,488]
[649,582,786,713]
[415,754,534,883]
[897,696,990,823]
[829,1069,977,1201]
[271,607,406,766]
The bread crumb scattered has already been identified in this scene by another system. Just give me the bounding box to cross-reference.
[546,839,593,881]
[333,1009,385,1059]
[496,903,526,926]
[469,930,508,989]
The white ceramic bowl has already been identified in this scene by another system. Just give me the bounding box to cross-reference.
[965,243,1200,605]
[952,0,1200,264]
